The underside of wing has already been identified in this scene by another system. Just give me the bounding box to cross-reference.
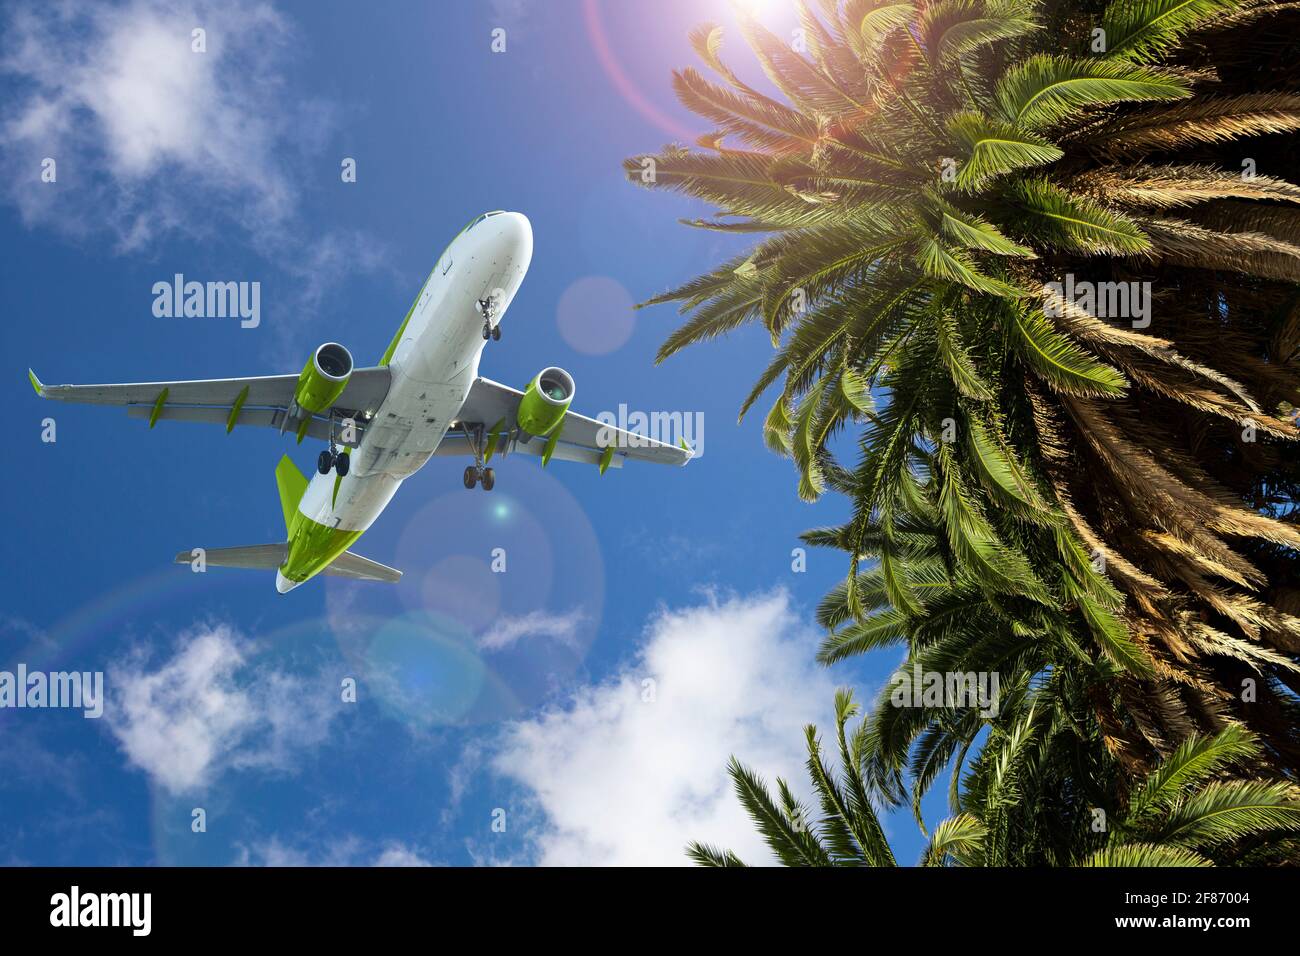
[451,376,693,469]
[30,365,391,447]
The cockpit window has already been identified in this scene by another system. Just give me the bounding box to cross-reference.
[466,210,507,232]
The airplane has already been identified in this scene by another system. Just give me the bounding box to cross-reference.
[29,210,691,593]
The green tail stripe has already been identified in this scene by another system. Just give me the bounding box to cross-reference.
[275,455,308,534]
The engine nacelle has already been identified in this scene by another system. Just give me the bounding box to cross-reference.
[295,342,353,414]
[516,366,575,436]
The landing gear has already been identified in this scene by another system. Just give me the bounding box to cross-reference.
[460,424,497,491]
[316,412,353,477]
[477,295,501,342]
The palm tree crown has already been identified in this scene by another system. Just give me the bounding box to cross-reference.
[627,0,1300,798]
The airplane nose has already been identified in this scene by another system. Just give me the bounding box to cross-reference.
[496,211,532,260]
[275,570,300,594]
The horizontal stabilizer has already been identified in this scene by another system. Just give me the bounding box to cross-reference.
[174,543,287,569]
[323,550,403,583]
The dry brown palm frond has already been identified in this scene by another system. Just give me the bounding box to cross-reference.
[1142,529,1261,592]
[1271,294,1300,365]
[1137,215,1300,281]
[1073,164,1300,209]
[1187,0,1300,38]
[1080,94,1300,158]
[1184,202,1300,245]
[1043,291,1285,421]
[1056,488,1169,595]
[1061,398,1285,583]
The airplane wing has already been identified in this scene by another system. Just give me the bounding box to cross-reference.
[443,376,693,469]
[28,367,391,447]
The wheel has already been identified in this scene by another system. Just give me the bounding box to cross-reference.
[481,467,495,491]
[317,450,333,475]
[335,452,350,477]
[463,466,478,489]
[491,325,501,341]
[482,323,491,340]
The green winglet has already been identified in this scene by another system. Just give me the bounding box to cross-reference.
[541,428,560,467]
[599,444,615,475]
[226,385,250,434]
[485,417,506,463]
[679,437,691,453]
[148,388,169,429]
[27,369,44,397]
[295,415,311,445]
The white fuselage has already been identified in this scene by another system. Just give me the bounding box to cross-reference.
[295,211,532,536]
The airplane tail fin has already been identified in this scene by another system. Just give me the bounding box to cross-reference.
[275,454,308,532]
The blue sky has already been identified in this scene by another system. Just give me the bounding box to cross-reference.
[0,0,938,865]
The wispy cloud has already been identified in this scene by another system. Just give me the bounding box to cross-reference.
[0,0,392,348]
[3,0,299,248]
[477,608,587,653]
[479,590,837,866]
[233,836,434,867]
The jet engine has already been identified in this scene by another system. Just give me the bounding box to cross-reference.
[516,366,574,436]
[295,342,353,413]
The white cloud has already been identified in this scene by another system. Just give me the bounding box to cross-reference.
[234,837,434,867]
[106,623,338,795]
[2,0,300,247]
[0,0,392,334]
[483,591,838,866]
[477,608,587,653]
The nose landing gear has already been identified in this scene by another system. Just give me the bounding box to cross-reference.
[477,296,502,342]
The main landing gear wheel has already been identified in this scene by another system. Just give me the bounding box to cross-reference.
[490,325,501,341]
[317,450,333,475]
[482,323,491,340]
[463,466,479,489]
[481,467,495,491]
[335,452,350,477]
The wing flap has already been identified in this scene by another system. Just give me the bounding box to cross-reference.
[432,432,623,468]
[125,405,361,446]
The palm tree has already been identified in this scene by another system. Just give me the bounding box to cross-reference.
[627,0,1300,788]
[689,690,1300,865]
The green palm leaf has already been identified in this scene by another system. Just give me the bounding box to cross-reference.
[995,54,1190,129]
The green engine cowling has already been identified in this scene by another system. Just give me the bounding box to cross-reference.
[295,342,353,414]
[516,366,575,436]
